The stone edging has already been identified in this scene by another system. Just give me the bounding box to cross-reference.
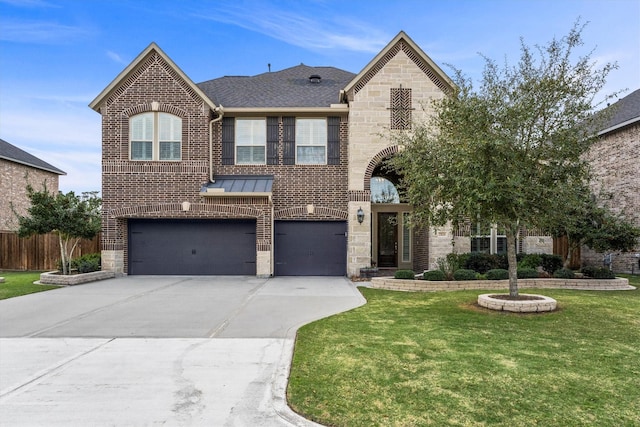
[370,277,635,292]
[39,270,116,286]
[0,277,4,283]
[478,293,557,312]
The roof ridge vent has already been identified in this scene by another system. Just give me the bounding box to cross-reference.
[309,74,321,84]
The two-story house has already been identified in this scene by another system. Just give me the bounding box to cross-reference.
[91,31,552,277]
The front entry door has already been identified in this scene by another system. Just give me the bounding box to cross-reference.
[378,212,398,267]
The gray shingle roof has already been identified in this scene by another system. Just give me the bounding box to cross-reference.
[0,138,65,175]
[600,88,640,134]
[197,65,355,108]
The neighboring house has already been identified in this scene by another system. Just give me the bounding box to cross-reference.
[0,138,66,231]
[583,89,640,273]
[90,31,552,277]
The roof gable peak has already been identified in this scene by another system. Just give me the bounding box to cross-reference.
[343,31,455,100]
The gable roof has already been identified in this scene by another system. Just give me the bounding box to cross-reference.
[598,88,640,135]
[89,42,217,112]
[0,138,66,175]
[342,31,455,101]
[197,65,355,109]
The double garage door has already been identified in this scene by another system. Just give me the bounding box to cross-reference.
[128,219,346,276]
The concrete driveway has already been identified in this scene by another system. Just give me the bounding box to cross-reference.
[0,276,365,426]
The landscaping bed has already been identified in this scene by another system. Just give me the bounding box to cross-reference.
[370,276,634,292]
[39,270,115,286]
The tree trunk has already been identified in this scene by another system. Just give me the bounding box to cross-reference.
[58,234,68,275]
[506,227,519,298]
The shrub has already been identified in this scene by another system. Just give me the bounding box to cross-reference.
[453,269,477,281]
[553,268,575,279]
[540,254,563,274]
[581,266,615,279]
[423,270,446,281]
[486,269,509,280]
[519,253,542,269]
[517,268,539,279]
[436,256,455,280]
[464,253,503,274]
[57,253,101,273]
[394,270,415,280]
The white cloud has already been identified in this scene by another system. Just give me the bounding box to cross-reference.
[107,50,127,64]
[192,2,388,54]
[0,19,92,44]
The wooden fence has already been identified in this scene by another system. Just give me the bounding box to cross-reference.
[553,235,581,269]
[0,232,101,271]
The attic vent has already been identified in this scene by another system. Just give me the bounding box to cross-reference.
[309,74,321,84]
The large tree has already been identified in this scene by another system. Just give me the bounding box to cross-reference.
[393,22,617,297]
[15,185,101,275]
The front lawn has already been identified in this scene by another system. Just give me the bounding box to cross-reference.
[288,283,640,426]
[0,271,61,300]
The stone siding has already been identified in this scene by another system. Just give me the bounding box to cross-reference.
[1,158,59,231]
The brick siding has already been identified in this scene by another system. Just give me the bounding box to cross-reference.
[583,122,640,273]
[1,159,59,231]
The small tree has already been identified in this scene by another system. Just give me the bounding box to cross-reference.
[550,186,640,268]
[15,185,101,275]
[392,22,617,297]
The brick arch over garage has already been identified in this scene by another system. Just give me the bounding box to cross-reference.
[275,205,348,220]
[108,203,264,219]
[364,145,401,191]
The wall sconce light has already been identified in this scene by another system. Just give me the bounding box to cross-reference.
[357,207,365,224]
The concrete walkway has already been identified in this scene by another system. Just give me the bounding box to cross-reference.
[0,276,366,426]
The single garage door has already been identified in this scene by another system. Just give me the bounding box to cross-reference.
[128,219,256,275]
[275,221,347,276]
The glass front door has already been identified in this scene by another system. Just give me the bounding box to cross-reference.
[378,212,397,267]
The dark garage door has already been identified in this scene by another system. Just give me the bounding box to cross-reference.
[275,221,347,276]
[128,219,256,275]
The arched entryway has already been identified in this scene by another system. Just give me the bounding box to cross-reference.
[368,155,414,271]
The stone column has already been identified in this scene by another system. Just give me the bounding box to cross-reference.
[347,201,371,277]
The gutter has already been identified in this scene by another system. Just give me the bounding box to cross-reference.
[208,105,224,182]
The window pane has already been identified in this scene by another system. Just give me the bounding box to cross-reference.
[296,146,325,164]
[131,141,152,160]
[159,141,180,160]
[471,237,490,253]
[402,213,410,262]
[159,113,181,141]
[296,118,326,164]
[236,119,266,164]
[130,113,153,142]
[496,237,507,254]
[236,146,265,164]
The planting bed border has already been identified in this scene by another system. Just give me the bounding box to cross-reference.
[370,277,635,292]
[39,270,115,286]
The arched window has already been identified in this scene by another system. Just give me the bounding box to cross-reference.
[130,112,181,161]
[371,176,400,203]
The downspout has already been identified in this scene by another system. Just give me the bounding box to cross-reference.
[208,105,224,182]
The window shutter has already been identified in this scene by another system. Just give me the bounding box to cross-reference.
[282,116,295,165]
[327,116,340,165]
[222,117,235,165]
[267,116,279,165]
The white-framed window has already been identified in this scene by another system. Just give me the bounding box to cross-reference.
[130,112,181,161]
[296,118,326,164]
[471,222,507,254]
[236,118,266,164]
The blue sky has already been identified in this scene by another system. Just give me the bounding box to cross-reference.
[1,0,638,193]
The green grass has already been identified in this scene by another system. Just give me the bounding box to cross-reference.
[289,281,640,426]
[0,271,61,300]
